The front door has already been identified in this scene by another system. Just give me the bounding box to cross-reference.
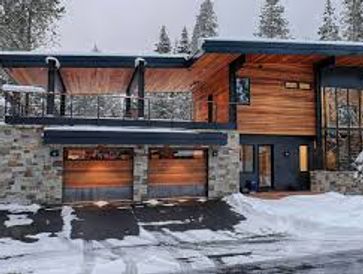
[258,145,273,189]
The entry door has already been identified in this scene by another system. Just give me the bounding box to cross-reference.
[258,145,273,189]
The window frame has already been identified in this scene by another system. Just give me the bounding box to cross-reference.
[240,144,255,174]
[236,77,251,105]
[299,145,309,173]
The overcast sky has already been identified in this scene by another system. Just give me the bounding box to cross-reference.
[57,0,342,53]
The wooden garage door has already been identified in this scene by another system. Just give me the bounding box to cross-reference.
[63,148,133,202]
[148,148,207,198]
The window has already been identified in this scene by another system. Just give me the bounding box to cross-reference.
[240,145,254,173]
[65,148,132,161]
[236,78,250,105]
[299,145,309,172]
[150,148,205,160]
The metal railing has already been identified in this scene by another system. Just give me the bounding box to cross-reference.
[2,90,222,123]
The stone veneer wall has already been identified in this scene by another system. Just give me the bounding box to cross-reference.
[133,146,149,202]
[0,124,63,204]
[208,131,240,198]
[0,124,240,204]
[310,170,363,195]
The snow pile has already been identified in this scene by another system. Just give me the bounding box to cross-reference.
[2,84,46,94]
[93,201,109,208]
[61,206,77,239]
[0,203,40,214]
[5,214,33,227]
[225,192,363,237]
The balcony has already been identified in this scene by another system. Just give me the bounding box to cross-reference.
[2,89,235,130]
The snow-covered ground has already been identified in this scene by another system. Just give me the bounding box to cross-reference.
[1,193,363,274]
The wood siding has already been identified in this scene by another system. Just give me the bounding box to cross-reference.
[236,55,317,136]
[64,160,133,188]
[193,66,230,123]
[149,159,207,186]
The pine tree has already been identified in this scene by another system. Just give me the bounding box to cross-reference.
[92,43,101,53]
[191,0,218,53]
[155,25,171,54]
[318,0,340,41]
[255,0,291,39]
[341,0,363,41]
[0,0,65,50]
[176,26,191,54]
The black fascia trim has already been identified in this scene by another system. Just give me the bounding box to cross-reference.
[4,116,236,130]
[202,40,363,56]
[43,130,228,146]
[0,54,189,68]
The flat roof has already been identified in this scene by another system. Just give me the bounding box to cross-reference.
[1,38,363,69]
[0,51,189,68]
[200,38,363,56]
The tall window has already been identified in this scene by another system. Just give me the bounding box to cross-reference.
[299,145,309,172]
[322,87,362,171]
[236,78,250,105]
[240,145,254,173]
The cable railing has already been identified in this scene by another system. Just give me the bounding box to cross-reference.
[2,90,222,124]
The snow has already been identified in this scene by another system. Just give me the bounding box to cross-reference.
[0,203,40,213]
[4,214,33,227]
[135,57,146,67]
[93,201,109,208]
[45,125,196,134]
[61,206,76,239]
[203,36,363,47]
[2,84,46,93]
[45,56,61,69]
[0,50,188,59]
[2,193,363,273]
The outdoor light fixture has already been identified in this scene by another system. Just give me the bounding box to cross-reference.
[283,150,291,157]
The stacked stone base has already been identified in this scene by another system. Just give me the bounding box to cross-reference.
[0,124,240,205]
[310,170,363,195]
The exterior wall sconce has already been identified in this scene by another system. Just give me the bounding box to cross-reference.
[283,150,291,157]
[50,149,60,157]
[212,150,218,157]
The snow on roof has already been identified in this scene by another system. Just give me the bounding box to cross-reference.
[0,49,189,59]
[2,84,46,93]
[202,36,363,47]
[45,125,196,134]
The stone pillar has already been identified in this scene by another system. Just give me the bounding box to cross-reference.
[0,124,63,205]
[133,146,148,201]
[208,131,240,198]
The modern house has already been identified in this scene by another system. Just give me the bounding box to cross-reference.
[0,38,362,204]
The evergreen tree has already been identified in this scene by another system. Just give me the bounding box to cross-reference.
[191,0,218,53]
[0,0,65,50]
[341,0,363,41]
[255,0,291,39]
[92,43,101,53]
[318,0,340,41]
[176,26,191,54]
[155,25,171,54]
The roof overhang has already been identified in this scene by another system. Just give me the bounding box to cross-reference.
[0,52,189,68]
[200,38,363,56]
[43,126,228,146]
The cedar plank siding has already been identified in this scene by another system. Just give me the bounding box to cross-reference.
[193,67,230,123]
[237,61,316,136]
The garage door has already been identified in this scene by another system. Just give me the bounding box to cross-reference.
[148,148,207,198]
[63,148,133,202]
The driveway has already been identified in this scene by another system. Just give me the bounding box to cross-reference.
[1,193,363,274]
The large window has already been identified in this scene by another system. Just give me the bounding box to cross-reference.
[299,145,309,172]
[236,78,250,105]
[322,87,363,170]
[240,145,254,173]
